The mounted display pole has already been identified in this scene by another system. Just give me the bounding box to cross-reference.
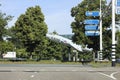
[111,0,116,67]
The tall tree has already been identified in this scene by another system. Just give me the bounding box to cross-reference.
[0,5,13,56]
[11,6,48,58]
[71,0,107,51]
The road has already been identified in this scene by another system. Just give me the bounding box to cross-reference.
[0,64,120,80]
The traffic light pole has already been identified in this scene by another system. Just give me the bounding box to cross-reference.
[111,0,116,67]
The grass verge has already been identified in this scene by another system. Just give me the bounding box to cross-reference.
[0,60,120,67]
[0,60,81,64]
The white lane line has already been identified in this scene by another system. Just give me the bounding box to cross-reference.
[88,70,94,71]
[98,72,118,80]
[56,69,60,71]
[72,70,77,72]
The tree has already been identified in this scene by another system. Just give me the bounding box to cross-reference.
[46,32,69,61]
[71,0,107,51]
[0,11,12,41]
[46,39,61,60]
[70,0,120,60]
[70,0,117,61]
[71,0,109,51]
[0,41,14,57]
[11,6,48,59]
[0,5,13,57]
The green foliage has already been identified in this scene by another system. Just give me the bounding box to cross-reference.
[16,48,28,58]
[0,5,13,57]
[11,6,48,59]
[0,11,12,41]
[71,0,102,50]
[71,0,108,51]
[46,39,62,60]
[45,32,70,61]
[70,0,120,60]
[79,51,93,61]
[0,41,14,54]
[116,32,120,58]
[8,6,71,61]
[71,0,99,49]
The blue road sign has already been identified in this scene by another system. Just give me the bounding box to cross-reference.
[85,25,99,30]
[116,7,120,14]
[85,11,100,16]
[85,31,100,36]
[116,0,120,6]
[84,19,99,24]
[116,0,120,14]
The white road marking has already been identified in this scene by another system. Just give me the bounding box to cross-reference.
[31,75,35,78]
[111,72,118,80]
[34,72,38,73]
[72,70,77,71]
[25,69,30,71]
[99,72,118,80]
[56,69,60,71]
[88,70,94,71]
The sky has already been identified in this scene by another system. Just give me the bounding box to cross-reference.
[0,0,111,34]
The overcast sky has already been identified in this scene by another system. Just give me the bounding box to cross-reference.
[0,0,111,34]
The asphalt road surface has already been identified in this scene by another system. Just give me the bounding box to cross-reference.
[0,64,120,80]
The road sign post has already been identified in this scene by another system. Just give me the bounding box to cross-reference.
[85,9,102,61]
[111,0,116,67]
[99,0,103,61]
